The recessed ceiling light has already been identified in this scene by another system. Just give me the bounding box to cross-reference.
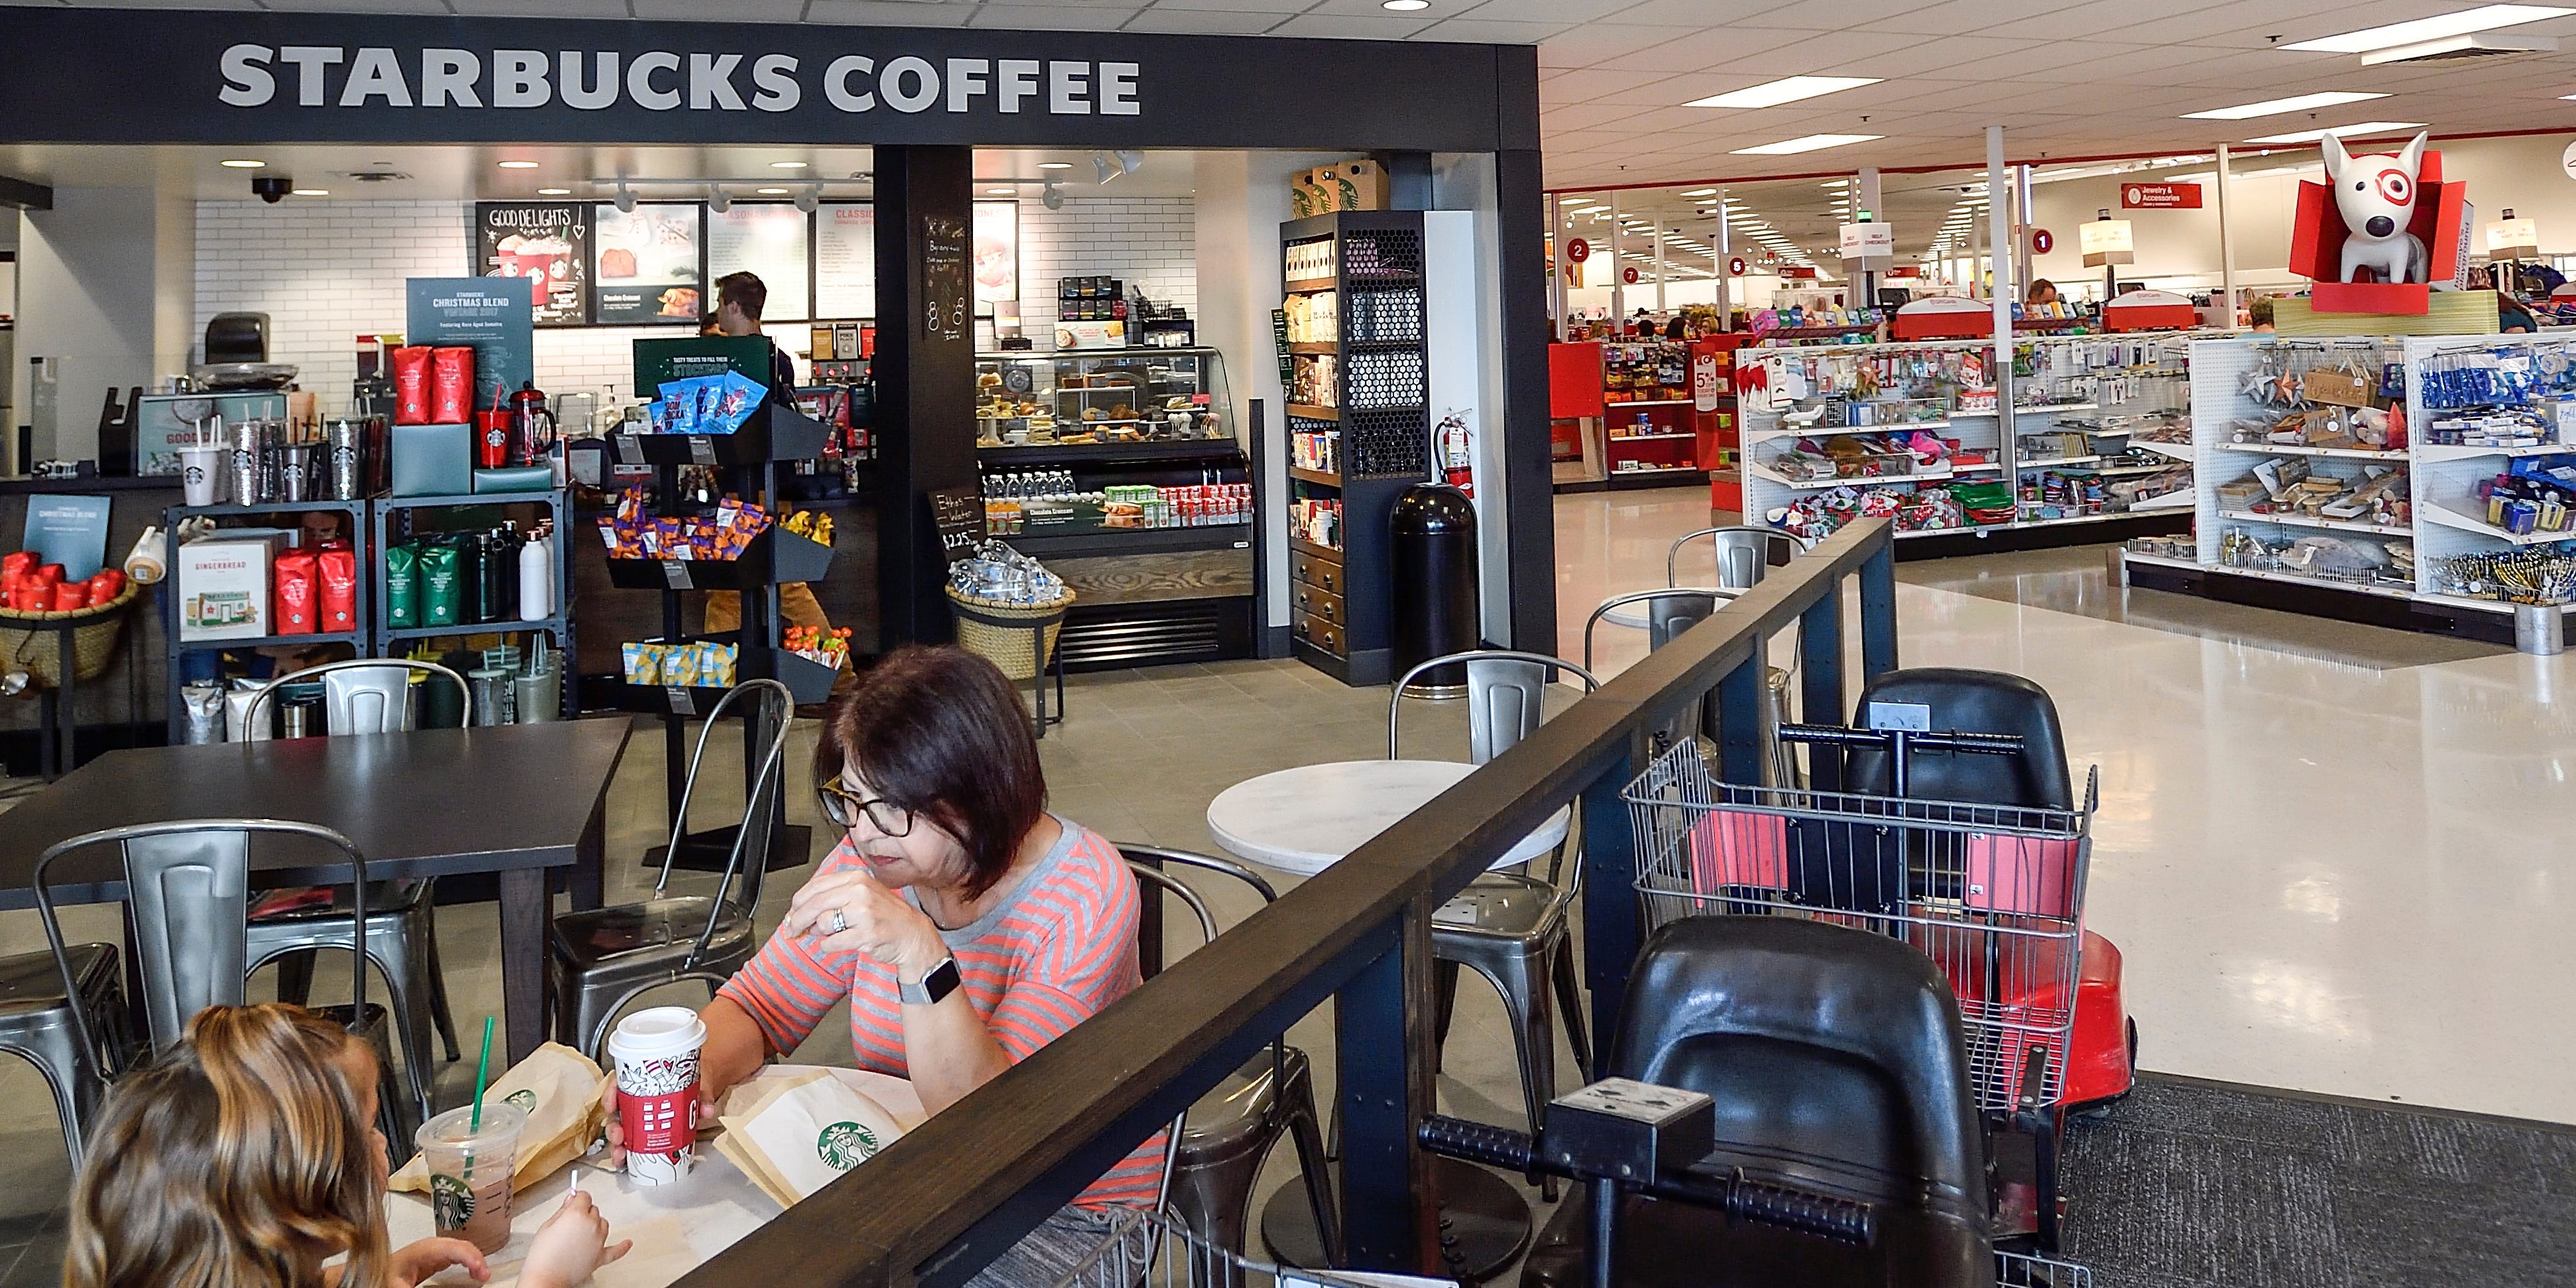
[1679,188,1718,196]
[757,187,791,195]
[537,188,570,196]
[2242,121,2426,144]
[770,161,809,170]
[1382,0,1429,9]
[1731,133,1884,156]
[2281,5,2570,53]
[220,159,264,168]
[497,160,539,169]
[291,188,328,196]
[2183,91,2389,120]
[1039,161,1074,170]
[987,186,1016,195]
[1687,76,1882,110]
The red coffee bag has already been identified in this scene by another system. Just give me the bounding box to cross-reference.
[393,346,433,425]
[274,549,318,635]
[316,548,356,631]
[430,347,477,424]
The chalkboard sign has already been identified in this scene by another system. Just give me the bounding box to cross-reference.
[931,485,986,562]
[921,214,971,346]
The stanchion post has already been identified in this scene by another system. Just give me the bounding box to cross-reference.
[1859,545,1898,682]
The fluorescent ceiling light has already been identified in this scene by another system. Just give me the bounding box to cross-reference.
[756,187,790,195]
[1679,188,1718,196]
[1039,162,1073,170]
[1686,76,1879,109]
[497,160,539,169]
[770,161,809,170]
[987,186,1015,195]
[291,188,327,196]
[1732,134,1883,155]
[1382,0,1429,9]
[2183,91,2389,120]
[2243,121,2426,144]
[2281,5,2569,52]
[537,188,570,196]
[220,159,264,168]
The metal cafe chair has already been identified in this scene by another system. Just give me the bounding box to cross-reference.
[1387,649,1601,1201]
[550,679,793,1061]
[1119,845,1342,1264]
[32,819,415,1155]
[1591,523,1785,631]
[241,657,474,1125]
[0,921,129,1167]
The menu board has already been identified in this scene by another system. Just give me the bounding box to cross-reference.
[709,204,812,322]
[592,203,704,326]
[814,202,876,320]
[972,200,1017,312]
[923,214,970,345]
[931,485,986,562]
[475,202,590,327]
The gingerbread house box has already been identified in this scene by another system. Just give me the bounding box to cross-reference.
[2288,144,2472,316]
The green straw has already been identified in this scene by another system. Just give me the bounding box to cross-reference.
[469,1016,496,1131]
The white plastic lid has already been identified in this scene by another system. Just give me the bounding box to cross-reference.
[606,1005,709,1064]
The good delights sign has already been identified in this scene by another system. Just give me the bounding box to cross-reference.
[0,8,1519,151]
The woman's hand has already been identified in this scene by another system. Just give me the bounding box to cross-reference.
[519,1190,632,1288]
[387,1237,489,1288]
[781,865,948,982]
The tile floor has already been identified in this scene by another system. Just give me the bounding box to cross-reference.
[0,481,2567,1281]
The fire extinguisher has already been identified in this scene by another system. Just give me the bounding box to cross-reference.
[1437,410,1474,498]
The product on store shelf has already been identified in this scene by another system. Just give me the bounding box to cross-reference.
[317,548,356,633]
[785,625,853,671]
[621,639,739,688]
[643,371,766,436]
[393,346,433,426]
[429,347,476,425]
[385,543,420,629]
[419,541,462,628]
[596,488,771,560]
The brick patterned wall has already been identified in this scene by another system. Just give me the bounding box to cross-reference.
[194,195,1201,414]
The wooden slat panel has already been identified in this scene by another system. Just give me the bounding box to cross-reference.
[1051,548,1255,605]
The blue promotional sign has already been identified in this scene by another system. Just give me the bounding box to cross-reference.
[22,494,113,582]
[406,277,535,411]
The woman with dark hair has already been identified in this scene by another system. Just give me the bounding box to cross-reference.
[604,645,1157,1283]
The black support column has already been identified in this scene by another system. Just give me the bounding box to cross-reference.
[872,145,978,649]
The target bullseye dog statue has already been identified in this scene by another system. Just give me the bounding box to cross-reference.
[2280,128,2480,327]
[2325,131,2430,285]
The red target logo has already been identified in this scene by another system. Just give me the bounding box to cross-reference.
[2376,168,2413,206]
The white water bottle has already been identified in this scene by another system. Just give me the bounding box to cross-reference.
[519,535,552,623]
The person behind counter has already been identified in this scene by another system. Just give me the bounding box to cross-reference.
[599,645,1164,1284]
[2026,279,2060,308]
[699,270,850,702]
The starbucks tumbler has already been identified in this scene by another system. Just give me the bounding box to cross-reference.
[413,1103,526,1255]
[608,1006,707,1185]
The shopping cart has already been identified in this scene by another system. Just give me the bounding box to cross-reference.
[1625,733,2100,1252]
[1050,1196,2091,1287]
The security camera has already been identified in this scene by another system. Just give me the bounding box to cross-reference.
[253,176,292,204]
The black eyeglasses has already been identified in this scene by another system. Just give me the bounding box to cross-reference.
[816,783,913,836]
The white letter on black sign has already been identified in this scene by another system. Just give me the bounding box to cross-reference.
[422,49,482,108]
[688,53,744,110]
[1049,61,1091,115]
[628,52,681,110]
[996,59,1038,113]
[751,54,798,111]
[1100,61,1138,116]
[824,55,873,111]
[945,58,989,113]
[219,44,275,107]
[340,48,413,107]
[277,46,344,107]
[879,56,938,113]
[494,50,549,108]
[560,52,617,111]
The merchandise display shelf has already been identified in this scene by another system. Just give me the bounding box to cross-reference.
[2020,455,2102,469]
[2217,509,2409,537]
[161,495,377,743]
[2211,442,2407,462]
[1746,462,1955,491]
[369,489,574,726]
[1289,466,1341,487]
[1606,432,1697,442]
[611,401,831,468]
[2415,442,2576,462]
[383,616,566,643]
[2418,503,2576,547]
[1285,404,1339,420]
[2133,440,2195,460]
[603,528,834,592]
[1603,398,1696,409]
[1007,525,1254,558]
[172,629,366,652]
[976,439,1242,466]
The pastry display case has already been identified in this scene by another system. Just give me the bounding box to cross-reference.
[976,348,1234,452]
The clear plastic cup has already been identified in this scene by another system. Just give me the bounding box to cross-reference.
[608,1006,708,1185]
[413,1102,527,1254]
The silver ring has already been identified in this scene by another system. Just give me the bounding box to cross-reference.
[825,908,848,935]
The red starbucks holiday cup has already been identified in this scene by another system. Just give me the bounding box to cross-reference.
[608,1006,708,1185]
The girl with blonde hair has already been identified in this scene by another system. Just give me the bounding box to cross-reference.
[66,1003,629,1288]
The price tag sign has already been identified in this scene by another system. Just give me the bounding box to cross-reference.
[686,436,716,465]
[613,434,641,466]
[666,686,695,716]
[660,560,692,590]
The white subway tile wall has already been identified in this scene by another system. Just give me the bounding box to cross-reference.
[194,196,1198,415]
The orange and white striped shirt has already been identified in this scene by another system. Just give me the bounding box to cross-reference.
[716,817,1165,1208]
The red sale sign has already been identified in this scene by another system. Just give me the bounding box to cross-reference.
[2121,182,2203,210]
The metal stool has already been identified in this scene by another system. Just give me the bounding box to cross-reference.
[550,680,792,1059]
[1120,844,1342,1265]
[0,944,128,1166]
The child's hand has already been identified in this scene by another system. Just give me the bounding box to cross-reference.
[520,1189,632,1288]
[388,1236,489,1288]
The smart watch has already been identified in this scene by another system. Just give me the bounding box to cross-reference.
[901,957,962,1006]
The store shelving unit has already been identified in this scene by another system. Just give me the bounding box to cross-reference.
[370,489,576,717]
[606,392,836,872]
[160,497,370,743]
[1279,209,1430,686]
[2122,332,2575,639]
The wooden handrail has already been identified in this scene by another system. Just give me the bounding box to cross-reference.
[676,517,1898,1288]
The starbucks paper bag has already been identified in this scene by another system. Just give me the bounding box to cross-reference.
[391,1043,608,1195]
[714,1069,909,1206]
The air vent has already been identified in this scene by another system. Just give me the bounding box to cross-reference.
[342,170,411,183]
[2362,32,2555,64]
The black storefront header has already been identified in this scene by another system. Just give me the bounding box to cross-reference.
[0,8,1534,151]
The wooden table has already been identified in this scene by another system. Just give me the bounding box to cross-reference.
[0,718,634,1064]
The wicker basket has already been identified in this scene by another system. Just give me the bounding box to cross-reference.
[0,581,143,686]
[946,586,1073,681]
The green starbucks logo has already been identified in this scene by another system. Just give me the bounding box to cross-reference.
[430,1174,476,1230]
[816,1121,881,1171]
[504,1089,537,1113]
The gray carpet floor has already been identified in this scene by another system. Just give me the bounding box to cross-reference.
[2061,1074,2576,1288]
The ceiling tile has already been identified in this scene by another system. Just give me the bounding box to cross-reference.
[1409,17,1569,44]
[632,0,806,18]
[804,0,981,23]
[1266,11,1438,38]
[1455,0,1651,21]
[968,3,1139,27]
[1590,25,1831,74]
[1535,23,1697,68]
[448,0,629,13]
[1120,6,1282,32]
